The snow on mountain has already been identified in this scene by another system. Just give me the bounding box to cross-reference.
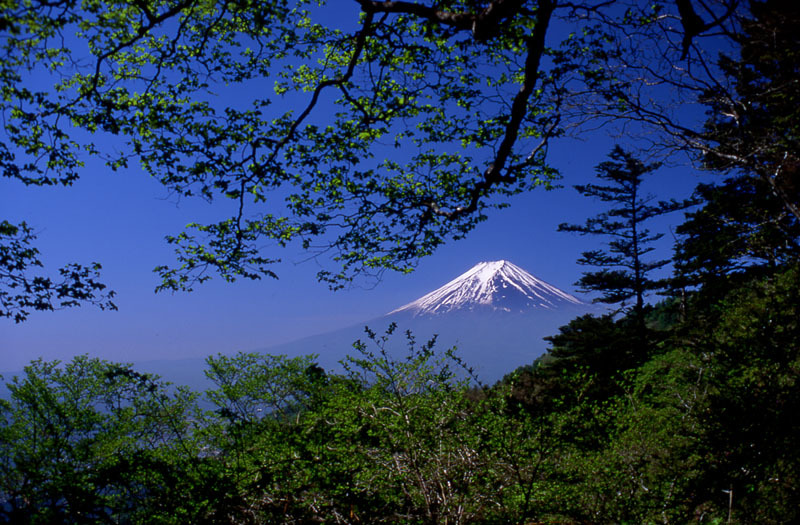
[388,260,583,317]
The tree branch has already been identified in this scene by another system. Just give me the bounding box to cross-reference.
[432,0,556,221]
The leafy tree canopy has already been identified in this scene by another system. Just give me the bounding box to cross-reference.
[1,0,744,304]
[0,220,116,322]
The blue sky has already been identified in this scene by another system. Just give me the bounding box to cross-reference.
[1,134,707,371]
[1,4,714,371]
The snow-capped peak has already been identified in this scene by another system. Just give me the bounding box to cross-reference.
[388,260,583,317]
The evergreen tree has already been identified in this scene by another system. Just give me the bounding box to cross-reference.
[673,174,800,305]
[559,146,685,330]
[701,0,800,222]
[678,0,800,306]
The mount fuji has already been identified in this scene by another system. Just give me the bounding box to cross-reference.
[134,261,598,389]
[250,260,597,384]
[389,260,584,317]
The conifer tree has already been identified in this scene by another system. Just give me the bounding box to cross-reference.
[701,0,800,223]
[559,146,685,329]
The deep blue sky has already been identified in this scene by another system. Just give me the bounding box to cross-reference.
[2,137,707,371]
[1,4,713,371]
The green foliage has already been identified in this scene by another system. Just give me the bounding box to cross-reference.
[0,356,200,524]
[3,2,799,523]
[0,220,116,322]
[499,259,800,523]
[2,271,799,524]
[3,0,741,297]
[3,0,588,292]
[204,351,320,421]
[537,348,711,523]
[698,264,800,523]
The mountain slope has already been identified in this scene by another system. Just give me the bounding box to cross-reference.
[261,261,597,383]
[389,260,583,316]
